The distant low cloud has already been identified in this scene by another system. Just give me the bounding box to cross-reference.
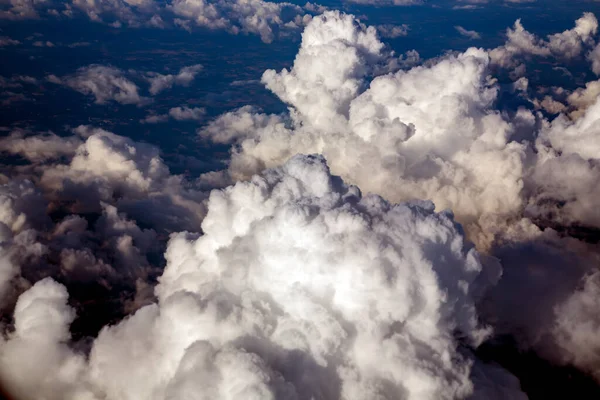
[455,25,481,39]
[345,0,423,5]
[490,12,598,69]
[169,106,205,120]
[48,65,150,106]
[377,24,409,38]
[32,40,55,47]
[46,64,205,105]
[0,0,320,43]
[146,64,203,95]
[140,105,205,123]
[0,36,20,46]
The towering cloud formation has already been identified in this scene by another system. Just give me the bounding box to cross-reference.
[200,11,527,249]
[197,10,600,386]
[0,155,516,400]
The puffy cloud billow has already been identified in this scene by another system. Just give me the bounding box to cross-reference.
[196,9,600,388]
[0,125,208,324]
[200,11,528,249]
[0,154,522,400]
[0,0,318,43]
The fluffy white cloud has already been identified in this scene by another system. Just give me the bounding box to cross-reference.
[0,278,88,399]
[146,64,203,95]
[0,0,45,19]
[48,65,149,105]
[31,125,207,232]
[71,0,161,26]
[455,26,481,40]
[168,0,308,43]
[344,0,423,5]
[490,13,598,68]
[0,154,511,400]
[376,24,409,38]
[2,0,315,42]
[169,105,205,120]
[196,13,600,385]
[553,270,600,381]
[588,42,600,75]
[0,129,83,162]
[201,11,526,250]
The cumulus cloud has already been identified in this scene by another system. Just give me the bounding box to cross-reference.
[146,64,203,95]
[0,154,518,400]
[168,0,310,43]
[490,13,598,68]
[200,11,527,250]
[553,270,600,380]
[376,24,409,38]
[2,0,316,42]
[141,105,206,123]
[0,0,44,19]
[70,0,161,27]
[169,105,205,120]
[0,124,217,368]
[0,36,20,46]
[588,42,600,75]
[194,12,600,386]
[0,129,82,162]
[0,124,208,267]
[455,26,481,40]
[30,125,207,231]
[344,0,423,5]
[48,65,149,105]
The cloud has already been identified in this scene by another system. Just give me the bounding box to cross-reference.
[376,24,409,38]
[169,105,206,120]
[0,0,43,19]
[455,26,481,40]
[141,105,206,123]
[140,113,169,124]
[168,0,308,43]
[47,63,205,105]
[0,129,82,162]
[146,64,203,95]
[0,36,20,46]
[201,11,527,251]
[70,0,161,26]
[344,0,423,5]
[0,154,515,400]
[195,12,600,385]
[553,270,600,381]
[588,41,600,75]
[0,124,215,358]
[48,65,149,105]
[490,13,598,68]
[1,0,317,42]
[32,40,54,47]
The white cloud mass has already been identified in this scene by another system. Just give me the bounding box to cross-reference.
[48,65,149,105]
[0,154,505,400]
